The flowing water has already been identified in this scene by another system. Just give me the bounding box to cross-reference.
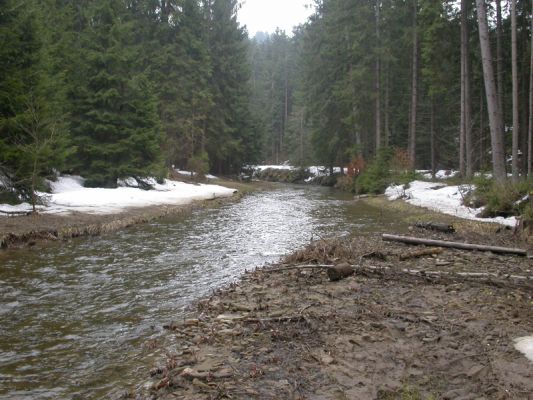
[0,185,406,399]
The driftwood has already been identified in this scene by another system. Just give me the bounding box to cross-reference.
[413,221,455,234]
[399,247,444,261]
[382,234,528,256]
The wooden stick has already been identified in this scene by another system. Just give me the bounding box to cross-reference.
[399,247,444,261]
[266,265,332,272]
[243,315,306,323]
[382,234,527,256]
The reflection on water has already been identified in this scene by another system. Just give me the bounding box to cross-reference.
[0,185,405,399]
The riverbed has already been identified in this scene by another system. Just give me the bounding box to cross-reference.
[0,185,408,399]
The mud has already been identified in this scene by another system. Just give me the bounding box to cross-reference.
[133,224,533,400]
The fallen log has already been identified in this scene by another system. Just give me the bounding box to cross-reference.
[399,247,444,261]
[382,234,527,256]
[413,221,455,234]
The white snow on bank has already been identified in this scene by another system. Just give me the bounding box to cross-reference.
[249,165,347,176]
[417,170,460,180]
[0,175,236,215]
[514,337,533,363]
[385,180,517,227]
[252,165,295,172]
[175,170,218,180]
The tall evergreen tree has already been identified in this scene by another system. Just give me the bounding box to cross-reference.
[67,1,164,187]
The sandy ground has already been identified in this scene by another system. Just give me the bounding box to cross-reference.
[127,199,533,400]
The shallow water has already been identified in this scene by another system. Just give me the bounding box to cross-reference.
[0,185,405,399]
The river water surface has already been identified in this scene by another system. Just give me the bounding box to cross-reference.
[0,185,405,399]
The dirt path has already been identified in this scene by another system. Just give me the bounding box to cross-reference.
[131,223,533,400]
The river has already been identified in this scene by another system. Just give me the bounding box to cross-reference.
[0,185,405,399]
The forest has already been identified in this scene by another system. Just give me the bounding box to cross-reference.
[1,0,533,202]
[252,0,533,185]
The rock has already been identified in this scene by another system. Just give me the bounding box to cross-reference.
[192,378,210,389]
[466,364,488,379]
[216,313,243,322]
[213,368,233,379]
[185,319,199,326]
[180,367,208,380]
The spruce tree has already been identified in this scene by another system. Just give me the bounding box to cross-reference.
[68,1,164,187]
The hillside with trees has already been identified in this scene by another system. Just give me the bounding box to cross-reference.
[2,0,533,205]
[250,0,533,189]
[0,0,258,204]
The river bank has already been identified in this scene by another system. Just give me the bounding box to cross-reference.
[131,197,533,400]
[0,179,262,250]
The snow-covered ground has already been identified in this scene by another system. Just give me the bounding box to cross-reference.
[416,170,460,180]
[385,180,517,227]
[175,170,219,180]
[514,337,533,363]
[0,175,236,215]
[249,165,347,176]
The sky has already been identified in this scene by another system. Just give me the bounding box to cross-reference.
[237,0,316,37]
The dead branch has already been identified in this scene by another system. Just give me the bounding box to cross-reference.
[243,315,306,324]
[399,247,444,261]
[382,234,527,256]
[266,265,332,273]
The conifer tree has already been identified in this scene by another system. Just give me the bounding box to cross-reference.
[68,1,164,187]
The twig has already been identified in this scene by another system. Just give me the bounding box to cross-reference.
[266,264,333,272]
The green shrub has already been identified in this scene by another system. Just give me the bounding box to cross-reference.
[468,177,533,218]
[187,151,209,182]
[355,148,393,194]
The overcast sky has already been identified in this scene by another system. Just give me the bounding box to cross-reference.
[237,0,316,37]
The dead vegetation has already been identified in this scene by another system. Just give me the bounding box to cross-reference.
[130,226,533,400]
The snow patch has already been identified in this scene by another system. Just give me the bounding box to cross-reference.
[0,175,236,216]
[419,170,460,180]
[514,337,533,363]
[175,170,218,180]
[385,180,516,227]
[48,175,85,192]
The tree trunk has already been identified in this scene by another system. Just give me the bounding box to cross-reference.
[511,0,520,181]
[529,0,533,176]
[476,0,507,183]
[375,0,381,153]
[464,0,473,178]
[480,90,485,169]
[496,0,504,120]
[382,234,527,256]
[461,0,473,178]
[430,99,436,178]
[384,61,390,148]
[460,0,466,178]
[350,63,362,152]
[408,0,418,168]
